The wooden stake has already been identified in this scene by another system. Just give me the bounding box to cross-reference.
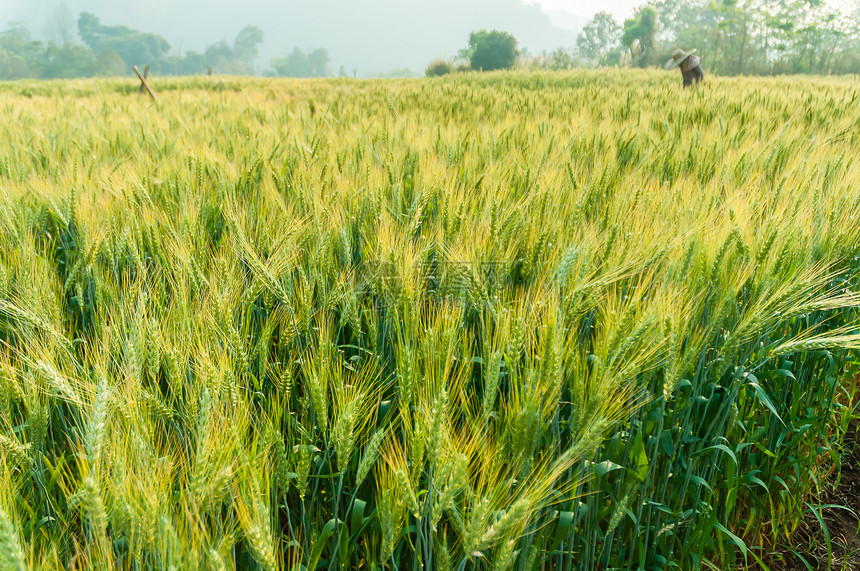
[133,65,157,101]
[137,64,149,96]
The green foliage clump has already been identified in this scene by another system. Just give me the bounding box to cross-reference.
[77,12,170,66]
[621,6,658,65]
[425,59,453,77]
[95,49,126,76]
[269,47,331,78]
[464,29,519,71]
[577,11,622,66]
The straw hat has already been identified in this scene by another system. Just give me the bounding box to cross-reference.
[665,48,697,70]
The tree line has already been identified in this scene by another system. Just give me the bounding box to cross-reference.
[3,1,860,81]
[560,0,860,75]
[431,1,860,77]
[0,13,332,80]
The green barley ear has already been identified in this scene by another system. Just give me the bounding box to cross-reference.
[482,351,503,422]
[245,519,277,571]
[190,389,213,507]
[0,367,8,424]
[356,428,385,487]
[298,266,313,333]
[255,317,275,388]
[425,388,448,466]
[0,504,26,571]
[408,418,426,474]
[378,489,403,563]
[345,288,361,335]
[164,346,182,388]
[605,490,632,536]
[228,321,250,376]
[508,319,524,366]
[125,338,142,384]
[332,391,360,469]
[493,539,519,571]
[0,435,30,471]
[507,389,542,466]
[395,466,421,517]
[271,433,292,495]
[432,452,468,526]
[521,540,541,570]
[481,498,530,551]
[238,477,278,571]
[145,318,161,383]
[397,344,415,410]
[376,470,406,564]
[204,466,234,515]
[157,513,185,569]
[770,332,860,356]
[86,380,111,471]
[554,246,578,285]
[435,533,453,571]
[275,362,293,403]
[81,474,108,543]
[206,548,229,571]
[294,439,313,500]
[221,368,239,410]
[35,359,82,408]
[144,388,174,423]
[307,369,328,430]
[27,396,48,454]
[462,495,493,558]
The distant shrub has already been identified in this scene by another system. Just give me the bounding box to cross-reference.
[425,59,453,77]
[379,67,418,78]
[465,29,519,71]
[96,49,126,77]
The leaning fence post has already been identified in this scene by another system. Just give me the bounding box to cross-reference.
[133,65,157,101]
[137,64,150,97]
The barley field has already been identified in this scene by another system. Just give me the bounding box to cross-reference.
[0,70,859,570]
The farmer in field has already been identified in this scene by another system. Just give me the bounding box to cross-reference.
[666,48,704,88]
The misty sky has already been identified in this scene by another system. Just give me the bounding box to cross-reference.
[1,0,857,75]
[532,0,640,22]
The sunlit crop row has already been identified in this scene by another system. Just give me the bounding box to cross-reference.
[0,70,858,569]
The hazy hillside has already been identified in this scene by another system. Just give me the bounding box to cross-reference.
[5,0,577,74]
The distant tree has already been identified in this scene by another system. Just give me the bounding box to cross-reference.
[426,59,453,76]
[710,0,752,75]
[50,1,76,46]
[617,0,860,75]
[338,65,348,77]
[621,7,658,64]
[0,23,45,78]
[577,12,621,65]
[96,49,126,76]
[270,47,310,77]
[464,29,519,71]
[180,51,208,75]
[233,25,264,69]
[205,40,234,70]
[270,47,330,77]
[218,59,254,75]
[649,0,683,44]
[307,48,331,77]
[379,67,418,78]
[77,13,169,66]
[544,47,579,70]
[41,43,96,78]
[0,47,31,79]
